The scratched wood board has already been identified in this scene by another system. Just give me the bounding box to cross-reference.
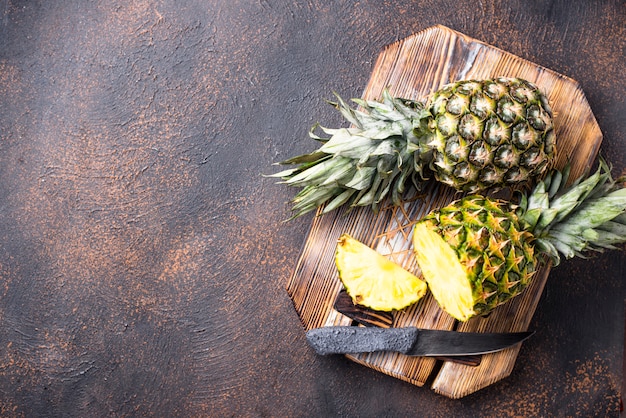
[286,25,602,398]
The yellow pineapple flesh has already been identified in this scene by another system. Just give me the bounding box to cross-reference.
[335,234,427,311]
[412,222,475,321]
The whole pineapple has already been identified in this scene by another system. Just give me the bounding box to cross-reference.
[271,78,556,218]
[412,159,626,321]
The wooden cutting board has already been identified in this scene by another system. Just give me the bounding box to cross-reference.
[286,25,602,398]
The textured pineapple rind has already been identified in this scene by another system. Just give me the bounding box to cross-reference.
[427,78,556,193]
[413,195,537,320]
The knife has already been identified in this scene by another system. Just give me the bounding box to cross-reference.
[332,290,481,366]
[306,326,534,357]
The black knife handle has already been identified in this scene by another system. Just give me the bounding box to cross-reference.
[306,326,418,355]
[333,290,394,328]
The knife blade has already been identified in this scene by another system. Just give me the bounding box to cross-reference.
[306,326,534,357]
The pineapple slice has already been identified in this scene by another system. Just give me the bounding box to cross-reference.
[412,222,475,321]
[335,234,427,311]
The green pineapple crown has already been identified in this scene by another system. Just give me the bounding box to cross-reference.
[271,90,428,218]
[270,78,555,219]
[516,158,626,265]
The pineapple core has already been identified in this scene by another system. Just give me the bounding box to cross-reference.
[335,234,427,311]
[412,223,474,321]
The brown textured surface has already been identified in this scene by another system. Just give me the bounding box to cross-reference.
[0,0,624,416]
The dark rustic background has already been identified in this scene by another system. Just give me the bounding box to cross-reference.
[0,1,624,416]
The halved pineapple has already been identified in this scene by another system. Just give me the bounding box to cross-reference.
[412,196,537,321]
[335,234,427,311]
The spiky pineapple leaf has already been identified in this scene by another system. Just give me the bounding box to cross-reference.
[530,158,626,264]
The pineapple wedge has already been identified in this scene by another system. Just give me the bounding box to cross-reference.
[335,234,427,311]
[412,222,476,321]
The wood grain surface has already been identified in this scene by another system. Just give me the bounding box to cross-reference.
[0,0,624,416]
[287,25,603,399]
